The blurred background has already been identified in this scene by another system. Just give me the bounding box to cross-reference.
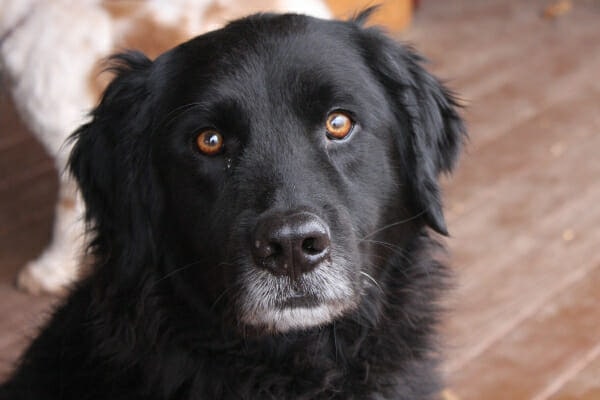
[1,1,599,399]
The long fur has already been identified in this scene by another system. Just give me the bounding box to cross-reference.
[1,11,465,400]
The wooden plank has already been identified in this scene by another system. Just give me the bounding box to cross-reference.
[441,90,600,374]
[447,264,600,399]
[0,173,57,236]
[0,287,56,381]
[446,88,600,226]
[0,209,55,282]
[444,183,600,377]
[407,0,600,150]
[548,353,600,400]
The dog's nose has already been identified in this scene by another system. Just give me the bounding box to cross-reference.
[252,211,331,280]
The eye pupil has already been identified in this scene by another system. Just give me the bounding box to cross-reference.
[196,130,224,155]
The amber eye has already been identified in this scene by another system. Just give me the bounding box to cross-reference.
[326,111,354,140]
[196,130,224,155]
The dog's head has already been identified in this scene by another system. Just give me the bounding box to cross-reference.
[70,11,465,333]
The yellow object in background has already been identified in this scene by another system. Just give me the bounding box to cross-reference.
[543,0,573,19]
[326,0,413,32]
[441,388,461,400]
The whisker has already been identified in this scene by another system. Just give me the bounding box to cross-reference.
[151,258,207,286]
[359,271,382,292]
[358,240,413,265]
[361,210,426,240]
[360,238,402,252]
[210,287,233,312]
[358,253,413,282]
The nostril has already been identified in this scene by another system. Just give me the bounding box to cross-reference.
[302,237,315,254]
[301,237,323,255]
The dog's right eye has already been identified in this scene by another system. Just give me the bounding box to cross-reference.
[196,130,224,155]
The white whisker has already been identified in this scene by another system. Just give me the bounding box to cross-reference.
[361,210,426,240]
[359,270,382,292]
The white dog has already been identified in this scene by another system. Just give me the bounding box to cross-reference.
[0,0,330,294]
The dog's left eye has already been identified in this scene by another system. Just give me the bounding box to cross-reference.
[196,130,224,155]
[326,111,354,140]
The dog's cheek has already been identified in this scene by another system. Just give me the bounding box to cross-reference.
[340,140,409,281]
[344,148,400,238]
[157,163,219,248]
[154,163,237,302]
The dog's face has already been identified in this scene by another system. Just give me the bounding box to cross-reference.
[152,17,406,332]
[70,13,464,334]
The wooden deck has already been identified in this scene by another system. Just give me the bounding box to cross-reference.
[1,1,599,398]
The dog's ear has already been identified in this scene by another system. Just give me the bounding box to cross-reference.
[358,24,466,235]
[69,51,161,278]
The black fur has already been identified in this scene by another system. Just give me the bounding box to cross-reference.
[1,12,465,400]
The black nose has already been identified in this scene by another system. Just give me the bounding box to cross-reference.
[252,211,331,280]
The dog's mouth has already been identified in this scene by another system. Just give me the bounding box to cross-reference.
[235,255,360,333]
[280,293,321,308]
[239,297,353,333]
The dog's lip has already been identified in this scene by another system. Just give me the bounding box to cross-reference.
[280,294,321,308]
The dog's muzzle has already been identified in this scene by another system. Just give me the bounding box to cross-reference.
[238,209,357,332]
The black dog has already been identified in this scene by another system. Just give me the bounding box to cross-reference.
[1,10,465,400]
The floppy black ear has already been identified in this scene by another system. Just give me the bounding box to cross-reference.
[358,26,466,235]
[69,51,161,279]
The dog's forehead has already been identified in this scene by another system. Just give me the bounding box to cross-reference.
[186,14,359,65]
[156,15,372,105]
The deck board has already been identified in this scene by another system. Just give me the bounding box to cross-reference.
[450,264,600,400]
[409,1,600,398]
[549,353,600,400]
